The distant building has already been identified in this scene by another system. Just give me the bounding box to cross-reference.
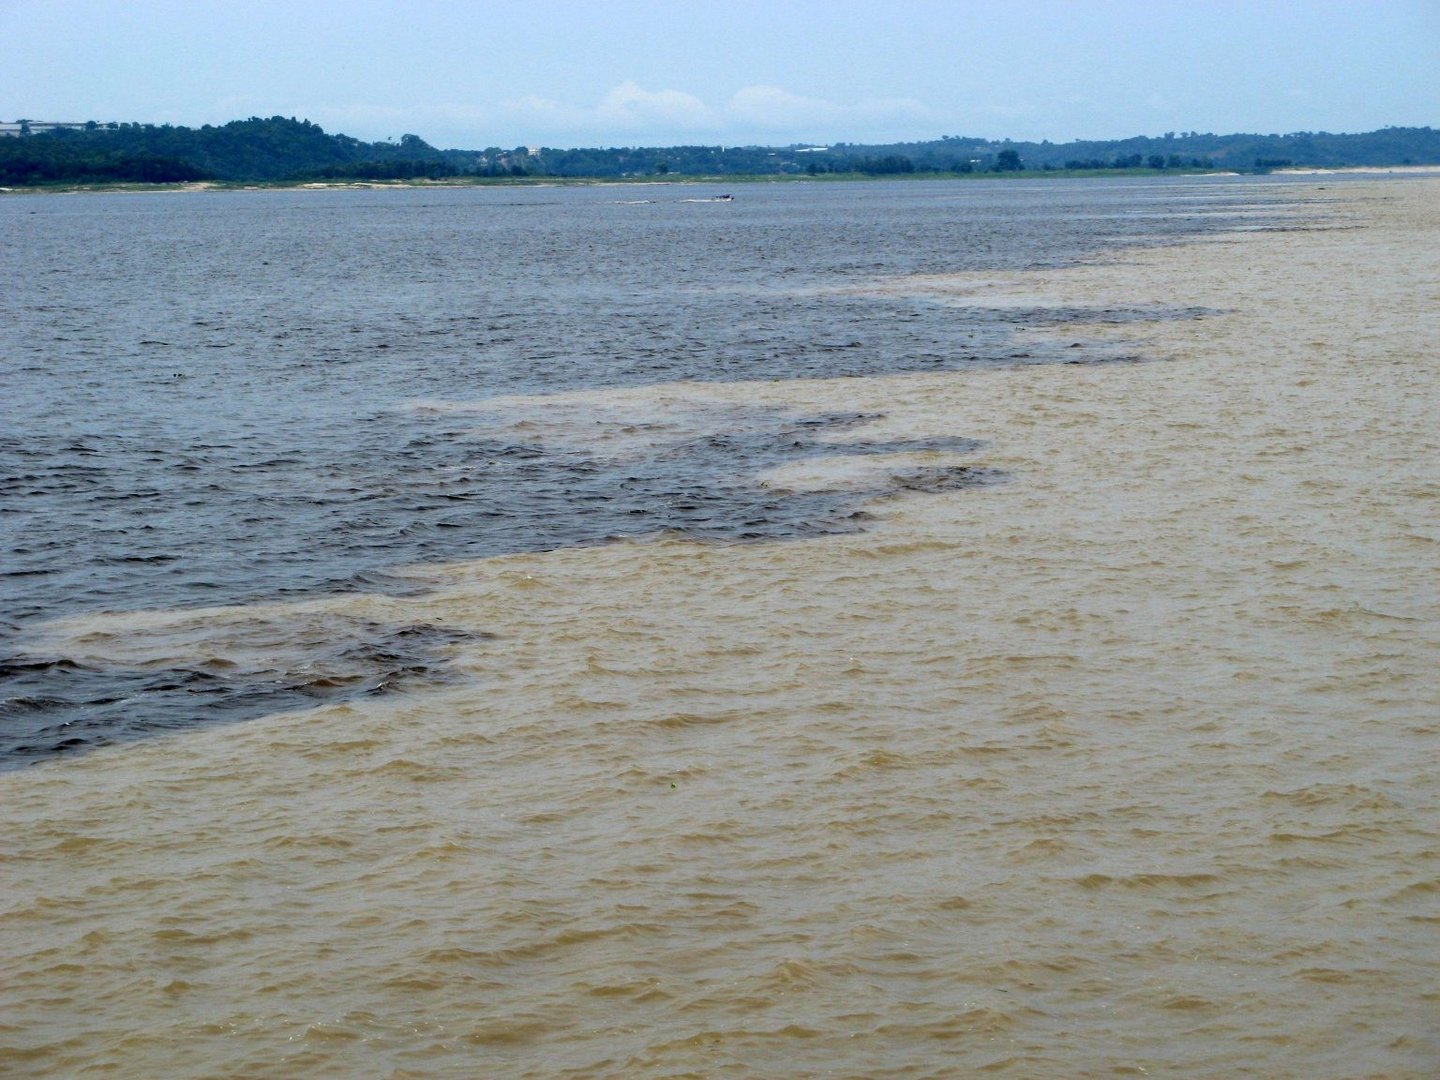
[0,121,94,137]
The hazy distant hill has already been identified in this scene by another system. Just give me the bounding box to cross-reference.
[2,116,1437,185]
[832,127,1440,173]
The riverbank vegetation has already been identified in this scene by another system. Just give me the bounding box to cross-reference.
[3,116,1437,188]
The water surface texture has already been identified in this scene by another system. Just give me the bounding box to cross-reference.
[5,176,1435,1080]
[4,178,1295,761]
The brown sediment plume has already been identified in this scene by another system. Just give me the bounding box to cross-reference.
[3,179,1436,1079]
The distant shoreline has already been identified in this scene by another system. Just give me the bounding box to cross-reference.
[0,167,1245,196]
[1273,164,1440,175]
[14,163,1440,197]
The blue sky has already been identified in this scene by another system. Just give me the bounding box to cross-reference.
[2,0,1436,148]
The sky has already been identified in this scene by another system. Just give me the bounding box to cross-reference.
[2,0,1437,149]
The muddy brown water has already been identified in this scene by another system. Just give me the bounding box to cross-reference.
[2,177,1436,1077]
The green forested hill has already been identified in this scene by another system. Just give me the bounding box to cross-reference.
[0,117,451,185]
[2,116,1437,186]
[836,126,1440,173]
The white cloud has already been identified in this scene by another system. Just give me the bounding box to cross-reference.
[597,81,711,134]
[724,85,839,131]
[273,82,947,149]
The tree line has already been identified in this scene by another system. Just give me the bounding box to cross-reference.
[2,117,1437,186]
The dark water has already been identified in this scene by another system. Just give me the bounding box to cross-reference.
[1,177,1316,763]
